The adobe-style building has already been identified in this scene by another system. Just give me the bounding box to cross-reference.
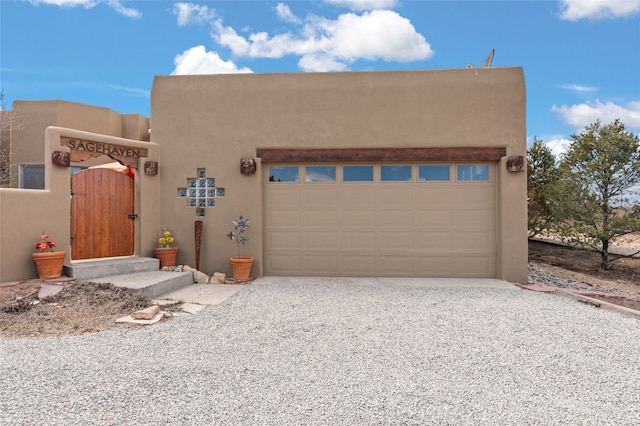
[0,67,528,284]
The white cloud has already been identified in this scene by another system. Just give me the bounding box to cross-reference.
[173,2,215,26]
[318,11,432,62]
[171,45,253,75]
[172,4,431,73]
[559,0,640,21]
[29,0,96,6]
[560,84,598,93]
[212,10,432,72]
[299,54,349,72]
[28,0,141,18]
[106,84,150,97]
[105,0,140,18]
[324,0,398,11]
[552,100,640,130]
[275,3,301,24]
[544,138,573,158]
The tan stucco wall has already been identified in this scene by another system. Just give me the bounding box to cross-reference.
[0,127,159,282]
[151,68,528,283]
[1,68,527,283]
[122,114,151,142]
[9,100,149,186]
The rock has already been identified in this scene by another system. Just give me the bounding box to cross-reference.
[192,270,209,284]
[38,284,64,299]
[131,305,160,320]
[116,312,164,325]
[179,303,207,314]
[162,265,184,272]
[213,272,226,283]
[182,265,208,283]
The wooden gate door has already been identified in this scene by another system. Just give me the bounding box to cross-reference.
[71,168,135,260]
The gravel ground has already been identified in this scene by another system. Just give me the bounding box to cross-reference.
[528,263,640,297]
[1,280,640,425]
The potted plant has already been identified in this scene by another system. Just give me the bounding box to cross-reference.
[32,232,66,279]
[153,228,179,268]
[227,215,253,280]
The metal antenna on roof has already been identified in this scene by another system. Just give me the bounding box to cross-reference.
[483,49,495,67]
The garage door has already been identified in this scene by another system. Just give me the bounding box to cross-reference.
[264,163,496,277]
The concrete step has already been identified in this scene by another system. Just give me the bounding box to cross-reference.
[64,257,159,280]
[88,270,194,299]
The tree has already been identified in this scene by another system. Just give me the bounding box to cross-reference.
[0,90,23,187]
[550,119,640,269]
[527,137,558,237]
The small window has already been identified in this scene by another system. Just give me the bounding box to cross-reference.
[268,166,299,182]
[19,164,45,189]
[343,165,373,182]
[419,165,450,181]
[457,164,489,181]
[381,165,411,182]
[305,166,336,182]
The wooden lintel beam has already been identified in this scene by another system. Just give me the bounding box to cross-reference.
[256,147,507,163]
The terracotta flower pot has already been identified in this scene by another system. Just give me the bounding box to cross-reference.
[154,247,179,268]
[32,251,66,279]
[230,256,253,280]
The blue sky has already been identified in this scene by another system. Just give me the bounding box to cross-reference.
[1,0,639,154]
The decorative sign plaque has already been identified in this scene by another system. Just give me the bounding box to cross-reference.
[507,156,525,172]
[144,161,158,175]
[240,158,257,174]
[60,137,148,168]
[52,151,71,167]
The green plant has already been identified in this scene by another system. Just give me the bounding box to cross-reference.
[527,137,559,237]
[227,215,250,257]
[548,119,640,269]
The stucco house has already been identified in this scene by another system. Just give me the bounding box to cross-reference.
[0,67,528,284]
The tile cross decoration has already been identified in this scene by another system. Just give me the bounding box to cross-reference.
[177,168,225,216]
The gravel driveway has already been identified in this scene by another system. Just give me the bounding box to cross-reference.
[1,280,639,425]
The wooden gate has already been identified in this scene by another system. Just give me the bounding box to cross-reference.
[71,168,135,260]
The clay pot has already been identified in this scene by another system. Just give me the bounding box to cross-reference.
[32,251,66,279]
[154,247,179,268]
[230,256,253,280]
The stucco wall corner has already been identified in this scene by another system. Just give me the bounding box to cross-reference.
[497,156,528,284]
[137,141,161,259]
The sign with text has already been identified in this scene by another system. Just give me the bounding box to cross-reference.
[60,137,148,168]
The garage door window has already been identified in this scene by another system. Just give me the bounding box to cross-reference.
[343,165,373,182]
[457,164,489,181]
[306,166,336,182]
[269,166,298,182]
[381,165,411,181]
[419,165,450,181]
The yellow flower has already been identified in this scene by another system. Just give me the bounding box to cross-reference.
[158,228,175,248]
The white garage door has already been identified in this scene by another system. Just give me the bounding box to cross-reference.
[264,163,496,277]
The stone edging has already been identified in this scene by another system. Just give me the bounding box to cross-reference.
[517,284,640,320]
